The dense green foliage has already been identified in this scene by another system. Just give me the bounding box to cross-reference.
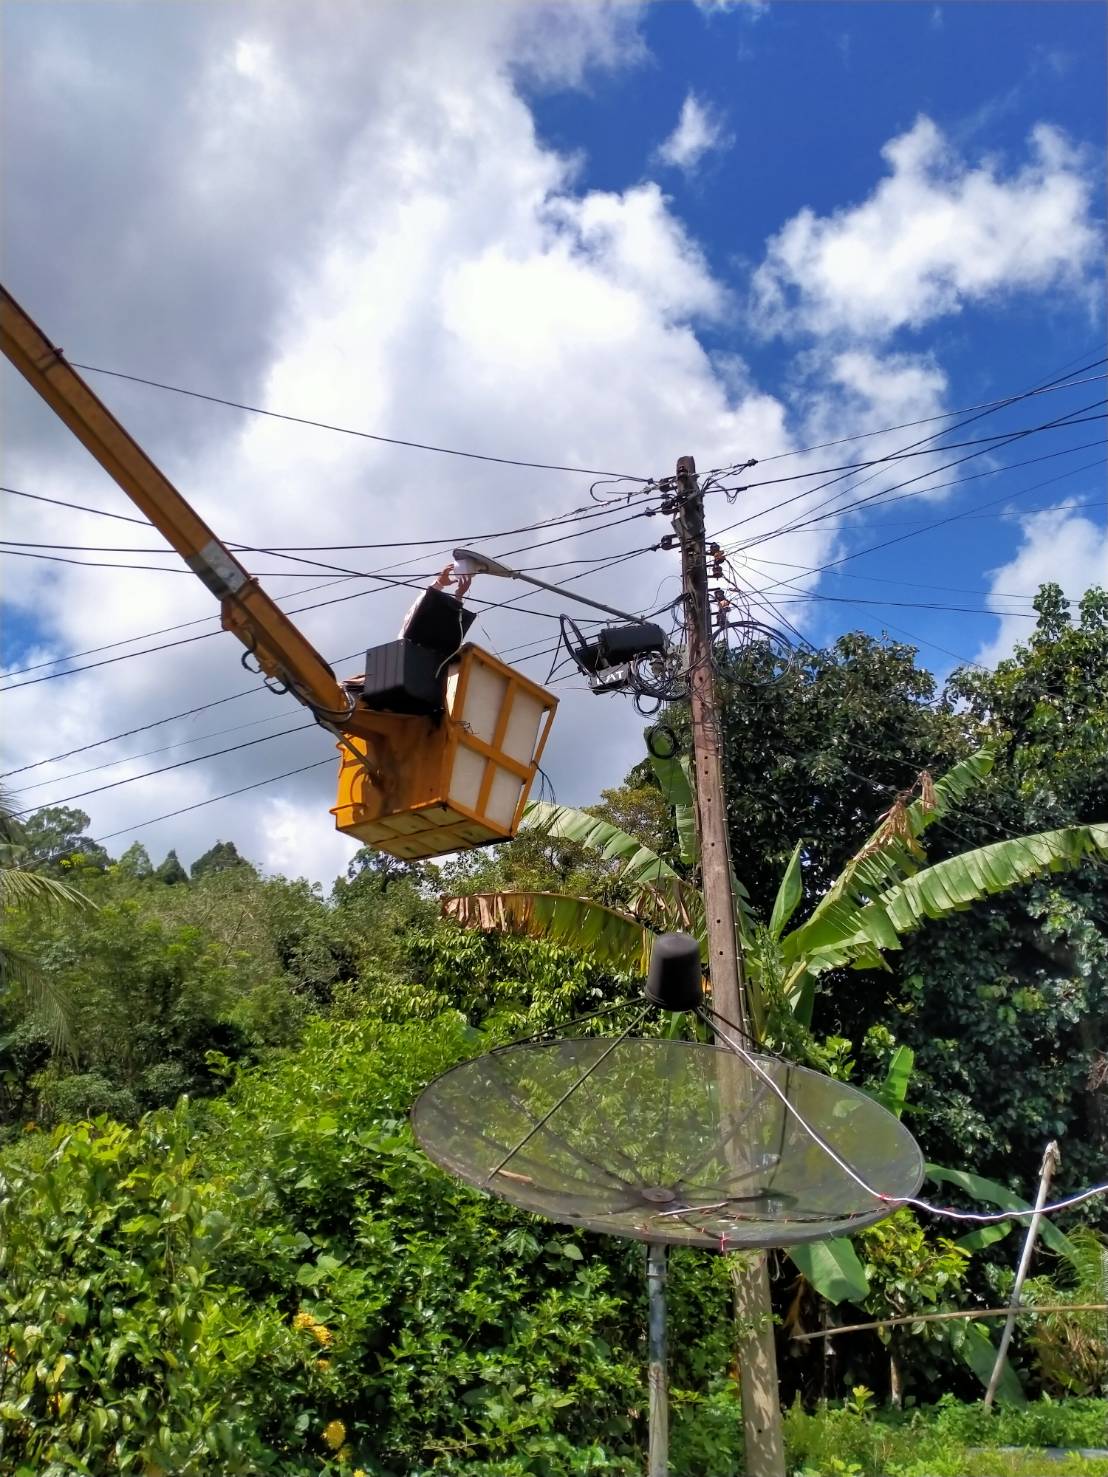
[1,586,1105,1469]
[1,1014,743,1475]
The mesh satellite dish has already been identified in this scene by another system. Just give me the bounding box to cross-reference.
[411,934,922,1471]
[413,1036,922,1249]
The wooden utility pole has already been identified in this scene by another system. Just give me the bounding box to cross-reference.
[674,456,786,1477]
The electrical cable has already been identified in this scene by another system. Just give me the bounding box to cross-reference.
[0,690,272,778]
[705,355,1108,550]
[703,1008,1108,1228]
[705,359,1106,474]
[9,722,315,816]
[0,478,668,552]
[731,453,1107,600]
[769,592,1047,619]
[6,708,306,796]
[741,554,1057,603]
[2,537,661,784]
[92,758,336,844]
[711,402,1106,551]
[711,403,1105,505]
[748,443,1107,540]
[68,360,652,481]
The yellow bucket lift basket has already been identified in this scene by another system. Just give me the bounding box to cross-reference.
[332,645,557,860]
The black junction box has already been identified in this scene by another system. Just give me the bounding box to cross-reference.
[573,622,667,674]
[362,640,444,715]
[599,622,666,664]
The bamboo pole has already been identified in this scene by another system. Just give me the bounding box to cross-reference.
[790,1303,1108,1342]
[984,1141,1060,1409]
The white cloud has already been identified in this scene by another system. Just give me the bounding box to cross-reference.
[1,8,1100,885]
[751,115,1100,340]
[656,94,729,173]
[693,0,768,16]
[0,2,810,882]
[975,508,1108,668]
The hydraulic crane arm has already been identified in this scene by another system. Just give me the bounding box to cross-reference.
[0,284,353,725]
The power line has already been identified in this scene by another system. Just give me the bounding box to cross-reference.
[93,758,335,844]
[713,441,1106,548]
[706,353,1108,556]
[6,708,305,796]
[0,544,452,580]
[744,495,1104,537]
[69,360,651,481]
[741,555,1058,603]
[0,484,150,526]
[759,579,990,670]
[732,450,1108,596]
[0,542,645,683]
[772,591,1046,618]
[9,723,315,816]
[706,359,1106,474]
[0,536,623,691]
[0,689,270,778]
[3,536,662,786]
[0,576,355,679]
[0,478,667,552]
[710,401,1106,551]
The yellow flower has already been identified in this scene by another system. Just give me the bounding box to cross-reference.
[316,1358,332,1372]
[311,1322,333,1347]
[292,1311,314,1331]
[322,1419,346,1451]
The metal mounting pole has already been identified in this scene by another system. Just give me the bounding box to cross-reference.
[984,1140,1061,1409]
[647,1242,669,1477]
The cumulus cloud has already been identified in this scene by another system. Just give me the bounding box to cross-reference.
[655,94,730,173]
[0,1,804,883]
[751,115,1100,340]
[974,508,1108,669]
[1,7,1100,884]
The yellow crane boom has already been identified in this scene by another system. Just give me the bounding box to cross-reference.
[1,284,556,860]
[1,284,355,727]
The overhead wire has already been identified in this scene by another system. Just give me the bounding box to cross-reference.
[728,450,1107,600]
[0,475,669,551]
[710,400,1106,551]
[3,533,665,800]
[704,358,1106,474]
[6,709,308,797]
[92,758,336,845]
[68,359,652,481]
[704,355,1108,547]
[8,722,316,816]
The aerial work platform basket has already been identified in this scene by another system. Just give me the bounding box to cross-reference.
[332,645,557,861]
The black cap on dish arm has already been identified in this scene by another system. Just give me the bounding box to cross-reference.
[645,932,704,1012]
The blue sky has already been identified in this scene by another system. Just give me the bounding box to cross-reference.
[523,0,1107,672]
[1,0,1105,877]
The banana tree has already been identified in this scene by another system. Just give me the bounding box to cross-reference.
[444,744,1106,1394]
[446,741,1108,1039]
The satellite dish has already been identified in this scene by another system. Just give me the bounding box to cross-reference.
[412,1033,922,1251]
[411,946,923,1475]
